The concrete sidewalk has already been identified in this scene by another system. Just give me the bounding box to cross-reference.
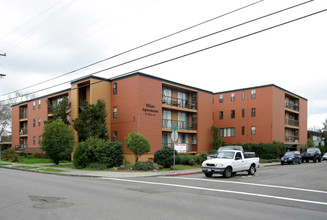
[0,162,280,178]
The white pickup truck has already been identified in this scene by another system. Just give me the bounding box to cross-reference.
[202,150,260,178]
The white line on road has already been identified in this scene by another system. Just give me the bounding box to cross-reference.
[160,176,327,194]
[101,177,327,206]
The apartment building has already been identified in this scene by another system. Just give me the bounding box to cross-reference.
[11,72,307,161]
[214,85,307,151]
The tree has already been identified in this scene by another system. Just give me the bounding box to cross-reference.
[125,132,150,163]
[211,125,225,151]
[307,138,315,148]
[72,100,108,141]
[50,96,70,125]
[41,120,74,164]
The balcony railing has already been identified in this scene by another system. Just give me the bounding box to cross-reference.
[285,135,299,143]
[19,128,28,135]
[162,143,197,152]
[162,95,197,110]
[285,118,299,127]
[19,112,28,119]
[162,119,197,130]
[285,102,299,111]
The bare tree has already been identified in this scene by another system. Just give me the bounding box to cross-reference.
[0,92,36,137]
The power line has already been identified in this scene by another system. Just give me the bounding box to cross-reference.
[2,8,325,104]
[0,0,263,97]
[0,0,64,42]
[2,0,78,52]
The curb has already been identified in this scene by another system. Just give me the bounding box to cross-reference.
[166,171,202,176]
[263,163,280,167]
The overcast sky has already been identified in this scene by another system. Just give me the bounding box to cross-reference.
[0,0,326,130]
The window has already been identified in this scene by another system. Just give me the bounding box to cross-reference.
[38,118,41,126]
[38,100,41,109]
[231,110,235,119]
[113,131,117,142]
[251,89,256,99]
[219,128,235,137]
[33,119,35,127]
[219,111,223,119]
[251,108,256,117]
[242,126,245,135]
[33,101,36,110]
[219,94,224,103]
[113,83,117,95]
[231,93,235,102]
[39,136,41,144]
[242,91,245,100]
[33,136,36,145]
[242,109,245,118]
[162,110,172,128]
[113,107,117,119]
[251,126,256,135]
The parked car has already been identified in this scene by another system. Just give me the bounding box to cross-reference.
[207,146,255,160]
[322,153,327,161]
[202,150,260,178]
[301,148,322,163]
[280,151,301,165]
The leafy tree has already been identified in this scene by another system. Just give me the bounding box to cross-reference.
[41,120,74,165]
[50,96,70,125]
[125,132,150,163]
[211,125,225,151]
[72,100,108,141]
[307,138,315,148]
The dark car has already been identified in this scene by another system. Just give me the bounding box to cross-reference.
[281,151,301,165]
[301,148,322,163]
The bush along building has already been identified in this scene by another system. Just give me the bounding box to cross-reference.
[11,72,307,162]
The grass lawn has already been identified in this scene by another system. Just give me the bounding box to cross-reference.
[0,162,12,166]
[159,164,201,171]
[12,165,66,173]
[18,158,71,164]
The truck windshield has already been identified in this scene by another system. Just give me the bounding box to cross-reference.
[217,152,235,159]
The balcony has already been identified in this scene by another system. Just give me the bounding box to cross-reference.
[285,102,299,112]
[19,112,28,119]
[162,143,197,152]
[162,119,197,130]
[285,135,299,143]
[19,128,28,135]
[285,118,299,127]
[162,95,197,110]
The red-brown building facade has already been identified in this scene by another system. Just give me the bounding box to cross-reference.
[11,72,307,162]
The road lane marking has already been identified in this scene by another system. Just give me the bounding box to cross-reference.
[101,177,327,206]
[160,177,327,194]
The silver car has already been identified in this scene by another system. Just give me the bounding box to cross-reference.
[323,153,327,161]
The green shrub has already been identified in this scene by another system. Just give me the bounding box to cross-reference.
[87,162,109,170]
[132,161,157,171]
[179,154,195,165]
[194,152,208,164]
[154,146,180,168]
[73,137,124,169]
[1,149,19,162]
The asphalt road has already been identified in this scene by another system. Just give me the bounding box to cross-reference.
[1,161,327,219]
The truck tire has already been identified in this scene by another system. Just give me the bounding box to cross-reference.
[205,172,213,177]
[223,167,232,178]
[248,164,256,175]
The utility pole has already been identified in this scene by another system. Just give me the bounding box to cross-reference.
[0,52,6,79]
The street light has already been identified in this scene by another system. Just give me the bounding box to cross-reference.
[0,74,6,79]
